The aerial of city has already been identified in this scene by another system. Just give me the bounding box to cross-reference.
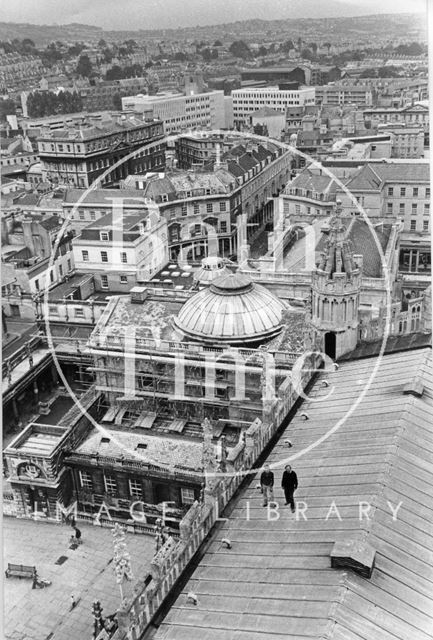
[1,0,432,639]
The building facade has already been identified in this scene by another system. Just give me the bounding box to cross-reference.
[232,87,316,127]
[121,90,226,134]
[37,114,166,188]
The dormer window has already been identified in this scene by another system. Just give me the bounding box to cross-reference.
[100,231,109,241]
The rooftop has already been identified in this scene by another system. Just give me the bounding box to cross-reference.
[156,347,433,640]
[73,426,204,472]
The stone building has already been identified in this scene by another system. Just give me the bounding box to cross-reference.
[37,114,166,188]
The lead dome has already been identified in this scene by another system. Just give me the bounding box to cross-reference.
[175,272,285,346]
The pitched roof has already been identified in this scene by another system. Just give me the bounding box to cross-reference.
[63,188,145,206]
[285,168,340,195]
[346,162,430,191]
[156,348,433,640]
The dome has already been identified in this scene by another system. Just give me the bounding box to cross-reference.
[175,272,284,346]
[193,256,231,285]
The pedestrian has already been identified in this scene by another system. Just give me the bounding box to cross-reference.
[74,527,82,545]
[281,464,298,513]
[260,463,274,507]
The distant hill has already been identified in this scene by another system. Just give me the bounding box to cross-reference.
[0,11,426,47]
[0,22,103,46]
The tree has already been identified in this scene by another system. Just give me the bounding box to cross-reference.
[214,40,222,47]
[229,40,251,59]
[0,98,17,121]
[258,45,268,57]
[200,48,218,62]
[173,51,187,61]
[76,55,93,78]
[68,42,85,57]
[112,93,122,110]
[98,38,107,48]
[301,48,314,61]
[281,40,294,53]
[360,68,378,78]
[378,66,400,78]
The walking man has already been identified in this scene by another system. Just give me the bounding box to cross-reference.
[281,465,298,513]
[260,463,274,507]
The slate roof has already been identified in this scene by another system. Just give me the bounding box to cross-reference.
[346,162,430,192]
[317,217,392,278]
[285,168,340,195]
[63,188,145,206]
[156,348,433,640]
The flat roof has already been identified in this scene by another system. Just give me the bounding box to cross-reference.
[74,426,204,472]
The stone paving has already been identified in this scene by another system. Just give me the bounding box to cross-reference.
[3,517,155,640]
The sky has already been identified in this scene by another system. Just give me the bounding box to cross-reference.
[0,0,428,30]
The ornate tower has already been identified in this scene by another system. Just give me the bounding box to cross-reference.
[309,202,362,360]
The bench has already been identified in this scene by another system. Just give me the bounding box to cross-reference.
[5,563,37,580]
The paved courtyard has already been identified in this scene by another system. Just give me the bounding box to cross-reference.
[3,517,156,640]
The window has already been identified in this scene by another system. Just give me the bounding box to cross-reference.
[82,250,89,262]
[79,470,93,490]
[129,479,142,499]
[220,221,227,233]
[413,187,419,197]
[59,265,63,277]
[295,204,300,215]
[193,202,200,215]
[399,203,405,214]
[79,211,85,220]
[181,203,187,216]
[121,252,127,264]
[120,275,128,283]
[90,211,96,220]
[400,187,406,197]
[411,203,417,214]
[426,187,430,197]
[423,219,429,231]
[101,275,109,289]
[181,487,195,505]
[388,187,393,196]
[219,201,227,212]
[104,475,117,495]
[100,231,109,241]
[75,307,84,318]
[67,259,72,271]
[410,220,417,231]
[387,202,393,214]
[424,203,430,214]
[50,270,54,283]
[101,251,108,263]
[206,203,213,213]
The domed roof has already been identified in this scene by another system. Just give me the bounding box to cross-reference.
[175,272,284,346]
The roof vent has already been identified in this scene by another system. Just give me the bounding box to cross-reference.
[101,437,110,444]
[137,443,148,450]
[403,376,424,398]
[130,286,148,304]
[331,539,375,578]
